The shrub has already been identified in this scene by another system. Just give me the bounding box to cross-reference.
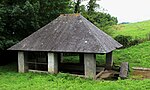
[114,35,150,48]
[129,39,141,46]
[114,35,132,48]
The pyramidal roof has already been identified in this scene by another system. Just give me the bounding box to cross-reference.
[8,14,122,53]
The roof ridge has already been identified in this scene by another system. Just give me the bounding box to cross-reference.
[81,15,108,53]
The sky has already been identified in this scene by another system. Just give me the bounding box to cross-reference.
[81,0,150,23]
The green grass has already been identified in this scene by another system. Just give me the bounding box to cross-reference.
[113,20,150,38]
[0,63,150,90]
[63,55,79,63]
[113,41,150,68]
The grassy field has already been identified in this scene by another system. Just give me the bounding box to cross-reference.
[0,63,150,90]
[113,20,150,38]
[0,21,150,90]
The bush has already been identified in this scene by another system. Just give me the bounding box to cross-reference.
[129,39,141,46]
[114,35,149,48]
[114,35,132,48]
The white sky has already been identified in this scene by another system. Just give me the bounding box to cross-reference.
[81,0,150,23]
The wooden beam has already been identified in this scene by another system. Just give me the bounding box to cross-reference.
[84,54,96,79]
[95,70,104,79]
[29,69,49,74]
[18,52,28,73]
[105,51,113,70]
[48,53,58,74]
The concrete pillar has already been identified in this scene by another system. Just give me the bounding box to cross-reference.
[79,53,84,64]
[58,53,63,63]
[59,53,63,63]
[48,53,58,74]
[18,52,28,73]
[105,51,113,70]
[84,54,96,78]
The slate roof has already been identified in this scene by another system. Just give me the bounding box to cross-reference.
[8,14,122,53]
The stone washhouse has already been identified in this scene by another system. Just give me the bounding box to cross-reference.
[8,14,122,78]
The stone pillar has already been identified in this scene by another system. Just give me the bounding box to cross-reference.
[105,51,113,70]
[48,53,58,74]
[58,53,63,64]
[18,52,28,73]
[79,53,84,65]
[59,53,63,63]
[84,54,96,78]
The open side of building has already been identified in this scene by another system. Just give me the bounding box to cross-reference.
[8,14,122,79]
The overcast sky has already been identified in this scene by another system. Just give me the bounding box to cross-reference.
[81,0,150,23]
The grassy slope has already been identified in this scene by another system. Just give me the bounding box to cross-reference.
[0,64,150,90]
[113,20,150,38]
[113,41,150,68]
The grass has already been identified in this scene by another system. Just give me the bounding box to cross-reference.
[0,42,149,90]
[113,41,150,68]
[113,20,150,38]
[0,63,150,90]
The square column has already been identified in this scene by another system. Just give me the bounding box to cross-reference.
[48,53,58,74]
[58,53,63,63]
[84,54,96,78]
[105,51,113,70]
[18,52,28,73]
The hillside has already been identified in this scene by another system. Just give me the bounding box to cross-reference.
[113,41,150,68]
[113,20,150,38]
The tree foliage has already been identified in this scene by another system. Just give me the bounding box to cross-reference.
[0,0,72,50]
[81,0,118,35]
[87,0,99,13]
[74,0,81,13]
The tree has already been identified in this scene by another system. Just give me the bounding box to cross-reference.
[74,0,81,13]
[0,0,72,51]
[87,0,99,13]
[81,0,118,35]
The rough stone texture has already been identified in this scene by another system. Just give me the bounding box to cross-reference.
[105,51,113,70]
[119,62,129,78]
[84,54,96,78]
[18,52,28,73]
[48,53,58,74]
